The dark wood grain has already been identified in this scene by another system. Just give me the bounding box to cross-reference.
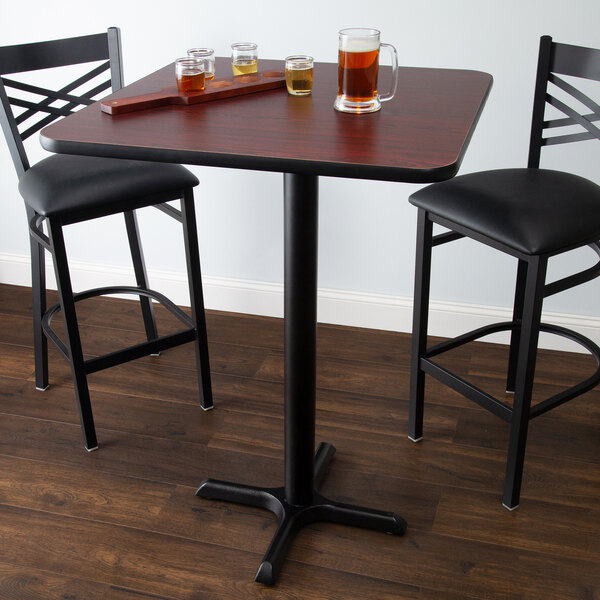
[0,563,176,600]
[41,58,492,183]
[0,284,598,599]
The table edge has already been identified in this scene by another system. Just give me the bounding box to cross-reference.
[39,67,493,184]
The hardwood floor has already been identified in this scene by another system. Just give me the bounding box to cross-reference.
[0,282,598,599]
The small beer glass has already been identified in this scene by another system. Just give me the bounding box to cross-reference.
[187,48,215,80]
[285,55,314,96]
[334,28,398,114]
[231,42,258,76]
[175,57,205,93]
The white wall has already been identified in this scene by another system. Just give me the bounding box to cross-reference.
[1,0,600,348]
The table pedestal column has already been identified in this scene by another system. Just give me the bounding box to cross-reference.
[196,173,406,585]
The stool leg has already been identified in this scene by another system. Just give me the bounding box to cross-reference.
[506,259,528,393]
[47,218,98,451]
[181,189,213,410]
[27,208,49,391]
[502,255,547,510]
[409,210,433,442]
[124,210,158,345]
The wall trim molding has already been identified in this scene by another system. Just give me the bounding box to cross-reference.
[2,251,599,352]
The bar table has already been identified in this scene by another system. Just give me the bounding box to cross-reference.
[41,57,492,584]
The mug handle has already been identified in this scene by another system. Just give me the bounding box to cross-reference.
[379,42,398,103]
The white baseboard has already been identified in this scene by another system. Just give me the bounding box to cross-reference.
[2,251,599,352]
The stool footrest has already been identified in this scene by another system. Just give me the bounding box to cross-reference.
[84,329,196,374]
[423,321,600,419]
[41,285,196,370]
[422,357,513,421]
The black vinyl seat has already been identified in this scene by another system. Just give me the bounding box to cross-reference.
[19,154,199,218]
[0,28,213,451]
[408,36,600,509]
[410,168,600,255]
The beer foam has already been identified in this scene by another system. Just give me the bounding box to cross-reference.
[339,35,379,53]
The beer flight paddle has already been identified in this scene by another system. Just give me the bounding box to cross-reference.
[101,70,286,116]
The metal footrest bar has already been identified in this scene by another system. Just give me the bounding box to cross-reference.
[42,285,193,339]
[426,320,516,359]
[42,318,70,361]
[41,285,196,366]
[422,319,600,421]
[421,357,513,421]
[529,323,600,417]
[74,285,193,326]
[84,328,196,374]
[195,442,406,586]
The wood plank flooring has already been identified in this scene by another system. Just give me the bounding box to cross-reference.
[0,282,598,599]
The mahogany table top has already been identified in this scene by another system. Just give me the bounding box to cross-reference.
[41,57,492,183]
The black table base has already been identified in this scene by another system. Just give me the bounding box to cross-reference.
[196,442,406,585]
[195,173,406,585]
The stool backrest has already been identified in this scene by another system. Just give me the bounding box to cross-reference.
[0,27,123,177]
[528,35,600,168]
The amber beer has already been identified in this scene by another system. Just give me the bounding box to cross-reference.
[187,48,216,80]
[338,46,379,103]
[177,71,206,93]
[334,28,398,114]
[175,57,205,93]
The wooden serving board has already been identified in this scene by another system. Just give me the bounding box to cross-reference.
[101,70,286,115]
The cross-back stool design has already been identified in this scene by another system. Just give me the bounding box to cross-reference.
[408,36,600,509]
[0,28,213,451]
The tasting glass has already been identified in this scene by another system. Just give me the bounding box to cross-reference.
[334,28,398,114]
[187,48,215,79]
[285,55,314,96]
[231,42,258,76]
[175,57,205,93]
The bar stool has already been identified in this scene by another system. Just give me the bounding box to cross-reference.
[408,36,600,509]
[0,28,213,451]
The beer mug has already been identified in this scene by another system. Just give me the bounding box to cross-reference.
[334,28,398,114]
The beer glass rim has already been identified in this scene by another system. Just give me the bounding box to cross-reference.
[285,55,314,71]
[176,57,204,67]
[231,42,258,50]
[187,47,215,56]
[338,27,381,38]
[285,55,314,62]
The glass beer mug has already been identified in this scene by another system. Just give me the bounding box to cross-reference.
[334,28,398,114]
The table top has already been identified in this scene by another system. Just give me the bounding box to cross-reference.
[41,57,492,183]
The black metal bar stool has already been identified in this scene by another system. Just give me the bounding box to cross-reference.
[0,28,212,451]
[408,36,600,509]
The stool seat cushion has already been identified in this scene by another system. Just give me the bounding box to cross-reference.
[409,168,600,255]
[19,154,199,217]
